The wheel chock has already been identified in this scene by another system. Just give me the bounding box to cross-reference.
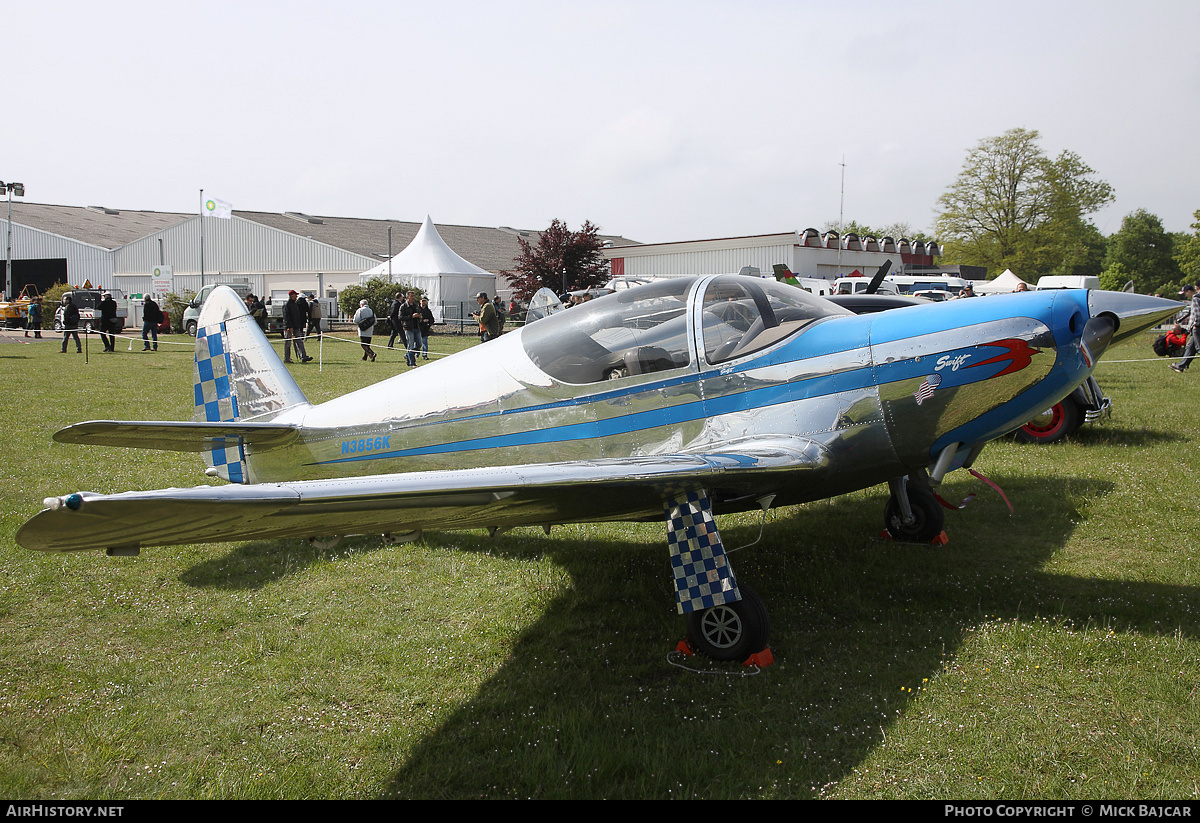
[743,647,774,668]
[674,638,773,667]
[879,529,950,546]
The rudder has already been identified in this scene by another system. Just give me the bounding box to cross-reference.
[193,286,310,482]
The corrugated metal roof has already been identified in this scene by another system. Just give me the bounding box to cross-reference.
[5,202,192,249]
[239,211,638,273]
[5,203,639,274]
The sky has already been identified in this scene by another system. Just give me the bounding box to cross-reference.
[7,0,1199,245]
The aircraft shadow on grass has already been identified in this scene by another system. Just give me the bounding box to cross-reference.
[176,472,1200,798]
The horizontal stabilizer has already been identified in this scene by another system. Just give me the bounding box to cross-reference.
[53,420,300,453]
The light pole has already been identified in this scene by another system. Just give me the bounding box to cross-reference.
[1,181,25,300]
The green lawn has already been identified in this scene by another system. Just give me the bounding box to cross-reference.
[0,326,1197,799]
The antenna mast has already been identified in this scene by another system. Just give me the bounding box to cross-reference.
[837,157,845,275]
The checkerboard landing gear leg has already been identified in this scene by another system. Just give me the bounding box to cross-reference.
[666,491,772,665]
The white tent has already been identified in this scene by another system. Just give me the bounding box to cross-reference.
[358,216,496,322]
[974,269,1031,295]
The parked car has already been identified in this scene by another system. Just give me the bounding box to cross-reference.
[826,293,1110,444]
[53,288,127,334]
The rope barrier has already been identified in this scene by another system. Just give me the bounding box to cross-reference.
[3,326,1185,367]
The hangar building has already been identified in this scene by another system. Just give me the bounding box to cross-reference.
[603,228,976,282]
[0,202,635,316]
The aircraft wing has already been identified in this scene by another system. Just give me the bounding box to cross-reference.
[53,420,300,452]
[17,438,827,553]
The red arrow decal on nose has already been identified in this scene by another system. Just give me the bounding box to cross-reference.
[967,338,1042,377]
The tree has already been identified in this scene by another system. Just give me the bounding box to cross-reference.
[338,276,423,321]
[1173,209,1200,286]
[1097,261,1131,293]
[935,128,1113,278]
[505,219,610,302]
[1102,209,1181,295]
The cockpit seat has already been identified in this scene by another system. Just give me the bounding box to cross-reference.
[624,345,678,376]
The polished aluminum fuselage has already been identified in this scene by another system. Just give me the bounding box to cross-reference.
[252,279,1087,511]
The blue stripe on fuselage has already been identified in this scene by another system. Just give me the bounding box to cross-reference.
[318,293,1077,466]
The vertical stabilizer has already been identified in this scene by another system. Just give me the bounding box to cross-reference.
[192,286,310,482]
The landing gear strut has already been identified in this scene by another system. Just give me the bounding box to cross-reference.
[667,490,772,665]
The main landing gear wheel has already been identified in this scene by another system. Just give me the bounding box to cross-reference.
[1013,398,1080,444]
[884,482,944,543]
[686,585,770,662]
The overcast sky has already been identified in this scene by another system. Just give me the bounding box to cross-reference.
[8,0,1198,244]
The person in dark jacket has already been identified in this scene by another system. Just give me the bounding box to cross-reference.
[141,296,162,351]
[60,295,81,353]
[417,296,435,359]
[399,290,420,366]
[283,290,311,363]
[98,291,118,352]
[386,292,403,351]
[245,294,267,330]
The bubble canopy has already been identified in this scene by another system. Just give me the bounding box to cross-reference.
[521,275,850,384]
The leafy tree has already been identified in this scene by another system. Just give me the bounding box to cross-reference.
[505,219,610,301]
[1102,209,1180,295]
[163,290,196,334]
[338,277,423,321]
[935,128,1113,278]
[1098,261,1131,292]
[1173,209,1200,286]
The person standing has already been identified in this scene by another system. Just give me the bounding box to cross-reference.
[295,292,311,344]
[98,291,118,352]
[60,295,81,353]
[247,293,267,330]
[417,296,434,360]
[386,292,403,351]
[399,290,420,367]
[25,296,42,339]
[473,292,499,342]
[283,290,311,364]
[493,296,507,335]
[1171,284,1200,373]
[353,299,376,361]
[306,294,322,339]
[141,295,162,351]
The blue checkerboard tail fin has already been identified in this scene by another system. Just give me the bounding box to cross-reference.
[193,286,310,483]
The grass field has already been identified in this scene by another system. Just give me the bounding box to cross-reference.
[1,325,1197,799]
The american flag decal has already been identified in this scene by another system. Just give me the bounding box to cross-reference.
[913,373,942,405]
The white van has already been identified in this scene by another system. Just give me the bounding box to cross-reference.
[792,276,832,296]
[1036,275,1100,290]
[885,275,968,296]
[834,276,898,295]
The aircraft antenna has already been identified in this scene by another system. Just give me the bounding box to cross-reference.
[837,156,845,276]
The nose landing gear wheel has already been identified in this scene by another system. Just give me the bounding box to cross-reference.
[884,483,944,543]
[1014,398,1080,444]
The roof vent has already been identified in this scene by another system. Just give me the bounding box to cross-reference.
[283,211,324,225]
[86,206,120,216]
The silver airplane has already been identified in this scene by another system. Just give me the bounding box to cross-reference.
[16,276,1177,663]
